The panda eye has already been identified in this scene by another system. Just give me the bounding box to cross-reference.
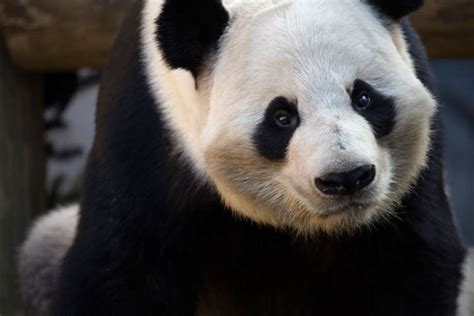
[355,92,371,109]
[255,97,300,160]
[351,79,396,138]
[273,110,297,128]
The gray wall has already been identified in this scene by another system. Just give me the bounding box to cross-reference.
[432,60,474,246]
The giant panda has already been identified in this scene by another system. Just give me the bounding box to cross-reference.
[18,0,473,315]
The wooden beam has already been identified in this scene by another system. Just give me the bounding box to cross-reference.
[0,0,131,71]
[0,36,44,315]
[411,0,474,59]
[0,0,473,70]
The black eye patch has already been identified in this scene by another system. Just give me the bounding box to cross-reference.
[254,97,300,161]
[351,79,396,138]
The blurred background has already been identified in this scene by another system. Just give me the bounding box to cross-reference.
[0,0,473,315]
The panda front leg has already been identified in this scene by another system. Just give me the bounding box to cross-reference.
[54,220,203,316]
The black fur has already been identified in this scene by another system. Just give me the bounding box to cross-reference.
[54,1,466,314]
[352,79,396,138]
[156,0,229,77]
[367,0,424,20]
[254,97,300,161]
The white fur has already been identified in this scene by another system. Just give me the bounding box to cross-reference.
[141,0,210,179]
[142,0,436,234]
[18,205,79,316]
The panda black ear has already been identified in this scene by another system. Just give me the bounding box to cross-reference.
[155,0,229,77]
[367,0,424,20]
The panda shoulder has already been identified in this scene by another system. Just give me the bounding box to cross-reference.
[399,18,434,90]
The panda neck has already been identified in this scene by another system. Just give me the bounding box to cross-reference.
[81,0,220,231]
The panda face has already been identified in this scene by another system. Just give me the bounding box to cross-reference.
[198,0,436,234]
[145,0,436,234]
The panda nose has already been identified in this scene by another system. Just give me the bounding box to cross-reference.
[315,165,376,196]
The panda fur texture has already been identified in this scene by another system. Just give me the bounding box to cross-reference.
[20,210,473,316]
[19,0,469,315]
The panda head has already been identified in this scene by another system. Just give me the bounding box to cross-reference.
[143,0,435,234]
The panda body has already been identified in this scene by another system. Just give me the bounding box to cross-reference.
[19,0,469,315]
